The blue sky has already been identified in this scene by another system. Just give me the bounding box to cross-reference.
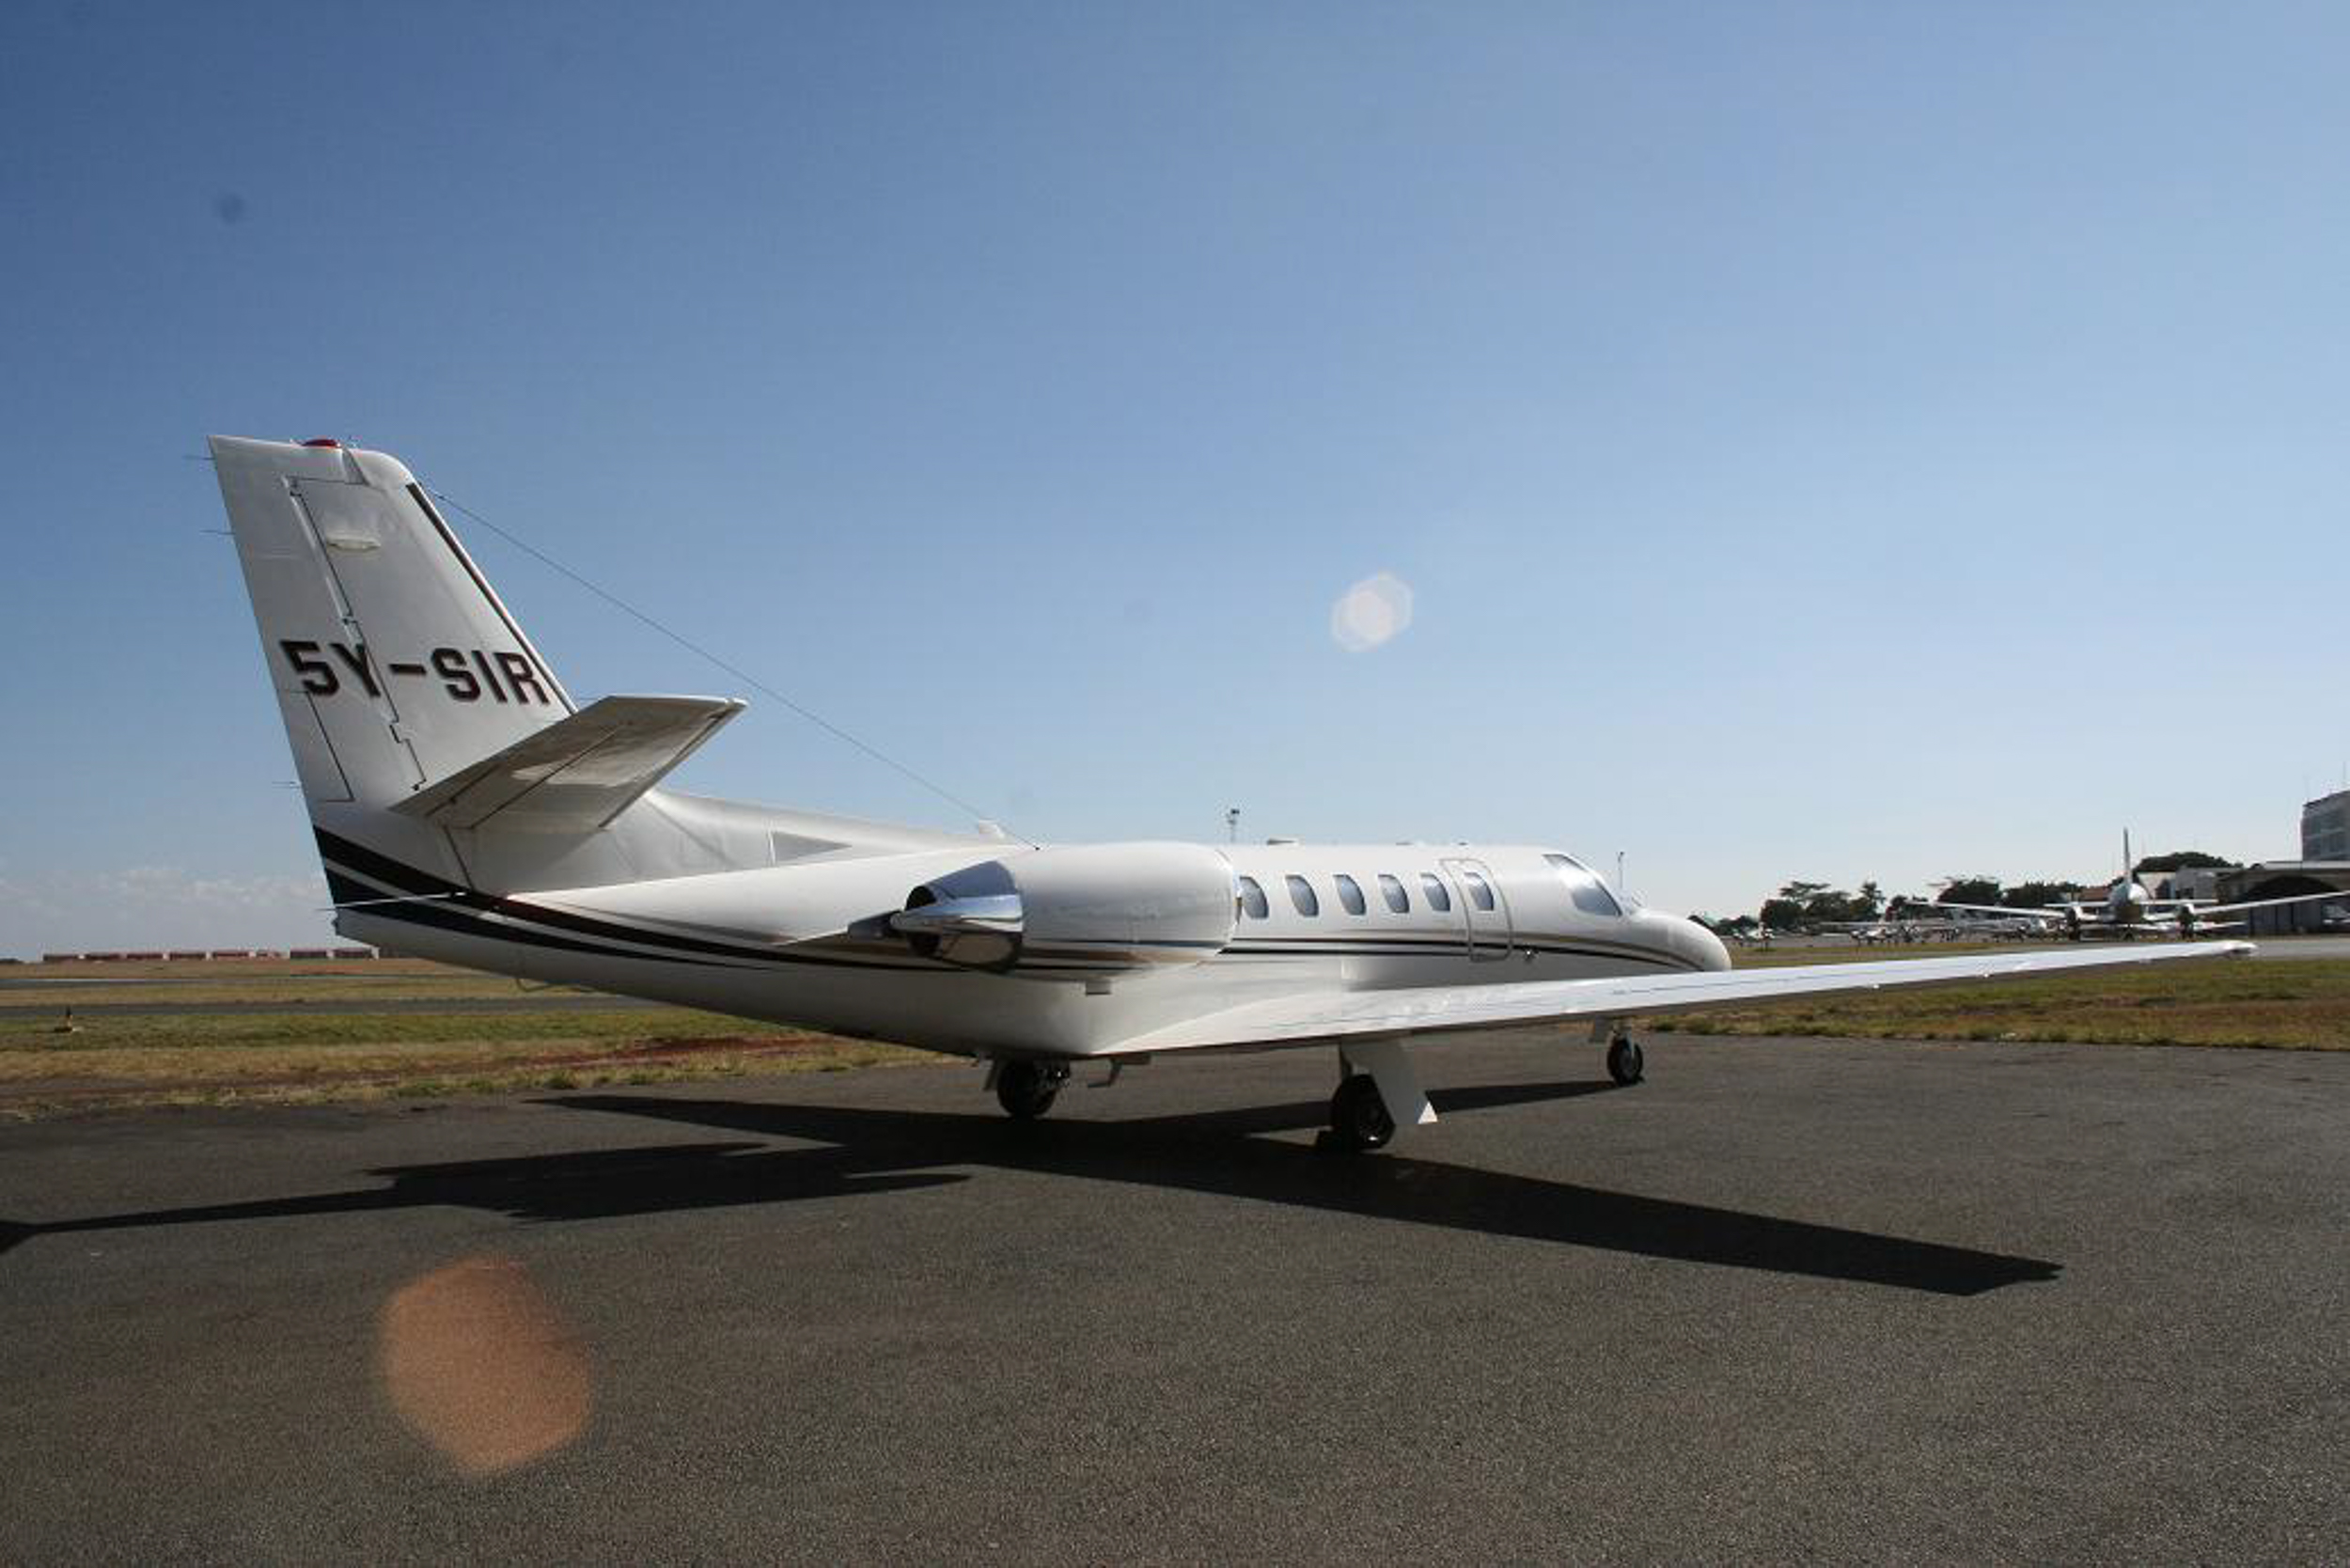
[3,1,2345,952]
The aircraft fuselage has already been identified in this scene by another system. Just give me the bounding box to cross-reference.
[335,839,1727,1061]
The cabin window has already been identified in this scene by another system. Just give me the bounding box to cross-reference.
[1545,853,1623,917]
[1236,875,1269,919]
[1377,873,1409,913]
[1463,871,1496,911]
[1286,874,1320,917]
[1334,873,1368,915]
[1419,872,1452,913]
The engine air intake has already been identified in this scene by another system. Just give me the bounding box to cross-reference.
[891,843,1238,974]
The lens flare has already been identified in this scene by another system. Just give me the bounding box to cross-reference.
[1330,572,1414,652]
[379,1254,590,1477]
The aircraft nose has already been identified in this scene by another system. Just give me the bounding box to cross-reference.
[1653,910,1731,971]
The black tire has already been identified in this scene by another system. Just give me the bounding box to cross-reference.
[1326,1073,1395,1152]
[1606,1037,1645,1086]
[995,1061,1065,1120]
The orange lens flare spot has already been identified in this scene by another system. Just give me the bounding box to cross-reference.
[378,1254,590,1477]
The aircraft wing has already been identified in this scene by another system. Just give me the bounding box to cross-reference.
[2194,887,2350,917]
[1114,940,2251,1055]
[1918,902,2064,920]
[392,694,744,831]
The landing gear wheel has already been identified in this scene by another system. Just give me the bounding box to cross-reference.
[995,1061,1068,1120]
[1323,1073,1395,1153]
[1606,1036,1645,1086]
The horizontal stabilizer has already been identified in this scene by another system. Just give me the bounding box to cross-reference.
[392,695,744,832]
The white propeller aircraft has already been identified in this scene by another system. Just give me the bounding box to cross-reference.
[211,436,2256,1151]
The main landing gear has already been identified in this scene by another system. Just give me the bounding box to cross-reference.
[1592,1019,1645,1086]
[1606,1034,1645,1086]
[1318,1041,1434,1154]
[1324,1073,1396,1153]
[993,1060,1070,1120]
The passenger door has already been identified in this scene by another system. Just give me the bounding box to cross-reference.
[1439,855,1515,962]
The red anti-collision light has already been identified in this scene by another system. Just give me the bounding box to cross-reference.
[301,437,341,448]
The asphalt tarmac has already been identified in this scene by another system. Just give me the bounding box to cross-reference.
[3,1032,2342,1561]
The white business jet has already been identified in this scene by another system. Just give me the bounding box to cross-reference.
[210,437,2253,1151]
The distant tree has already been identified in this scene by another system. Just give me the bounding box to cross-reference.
[1937,876,2003,906]
[1814,890,1871,923]
[2133,850,2235,874]
[1762,880,1824,929]
[1759,879,1878,927]
[2002,880,2085,909]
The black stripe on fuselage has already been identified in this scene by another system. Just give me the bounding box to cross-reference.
[1231,929,1672,954]
[315,828,951,974]
[1227,934,1694,970]
[331,870,728,966]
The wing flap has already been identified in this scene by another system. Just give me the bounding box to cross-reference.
[1117,941,2254,1054]
[391,694,744,832]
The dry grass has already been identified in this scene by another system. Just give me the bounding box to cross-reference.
[5,955,534,1006]
[0,958,933,1118]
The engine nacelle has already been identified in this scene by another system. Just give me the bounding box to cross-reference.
[893,842,1238,974]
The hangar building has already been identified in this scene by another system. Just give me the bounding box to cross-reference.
[2216,861,2350,934]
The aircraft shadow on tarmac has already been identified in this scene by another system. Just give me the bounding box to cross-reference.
[1,1079,2060,1296]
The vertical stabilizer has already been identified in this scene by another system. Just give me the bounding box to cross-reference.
[212,435,597,902]
[212,435,572,810]
[212,435,898,925]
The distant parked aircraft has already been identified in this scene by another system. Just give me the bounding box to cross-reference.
[1933,834,2341,939]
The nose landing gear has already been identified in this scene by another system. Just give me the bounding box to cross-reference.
[993,1059,1071,1120]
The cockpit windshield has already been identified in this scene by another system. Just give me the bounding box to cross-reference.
[1544,854,1624,917]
